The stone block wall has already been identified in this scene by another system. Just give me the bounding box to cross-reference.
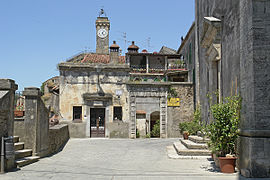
[238,0,270,177]
[14,117,25,140]
[167,83,194,137]
[23,87,49,157]
[195,0,240,123]
[107,121,129,138]
[59,121,86,138]
[195,0,270,177]
[0,79,17,170]
[48,124,69,154]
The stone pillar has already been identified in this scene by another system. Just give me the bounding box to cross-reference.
[0,79,17,170]
[23,87,49,157]
[129,96,136,138]
[160,96,167,138]
[146,56,149,73]
[239,0,270,178]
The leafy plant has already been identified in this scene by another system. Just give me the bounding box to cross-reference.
[179,106,203,135]
[145,133,151,138]
[151,119,160,137]
[168,87,178,99]
[136,128,140,138]
[207,95,241,156]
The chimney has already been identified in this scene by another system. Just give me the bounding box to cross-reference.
[127,41,139,53]
[109,41,120,64]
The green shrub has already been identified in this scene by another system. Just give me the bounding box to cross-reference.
[151,119,160,137]
[136,129,140,138]
[179,106,203,135]
[207,95,241,156]
[145,133,151,138]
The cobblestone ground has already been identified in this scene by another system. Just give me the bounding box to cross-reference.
[1,138,244,180]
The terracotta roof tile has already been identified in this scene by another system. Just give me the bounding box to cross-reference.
[69,53,125,64]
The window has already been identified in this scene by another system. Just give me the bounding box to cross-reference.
[73,106,82,120]
[113,106,122,121]
[189,43,192,64]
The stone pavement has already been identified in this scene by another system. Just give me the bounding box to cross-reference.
[0,138,267,180]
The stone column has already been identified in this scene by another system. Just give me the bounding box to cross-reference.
[0,79,17,170]
[129,96,136,138]
[23,87,49,157]
[146,56,149,73]
[160,96,167,138]
[239,0,270,178]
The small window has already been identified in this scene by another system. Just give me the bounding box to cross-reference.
[73,106,82,120]
[113,106,122,121]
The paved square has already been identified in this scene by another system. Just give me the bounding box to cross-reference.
[1,138,241,179]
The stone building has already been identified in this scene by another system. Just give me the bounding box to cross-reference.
[177,22,196,106]
[58,11,194,138]
[192,0,270,177]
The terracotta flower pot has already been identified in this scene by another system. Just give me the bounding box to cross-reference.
[14,110,24,117]
[219,157,237,173]
[183,132,189,140]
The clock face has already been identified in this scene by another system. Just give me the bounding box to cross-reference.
[98,28,108,38]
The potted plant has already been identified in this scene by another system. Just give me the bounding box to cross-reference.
[182,131,189,139]
[207,95,241,173]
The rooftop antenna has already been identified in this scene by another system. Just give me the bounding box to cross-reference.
[145,37,154,52]
[117,31,132,54]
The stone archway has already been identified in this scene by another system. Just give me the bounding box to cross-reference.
[128,84,168,138]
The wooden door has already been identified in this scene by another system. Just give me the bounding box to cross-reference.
[90,108,105,137]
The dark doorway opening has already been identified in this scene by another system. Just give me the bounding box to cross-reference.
[150,111,160,138]
[90,108,105,137]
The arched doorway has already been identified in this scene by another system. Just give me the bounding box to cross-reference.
[150,111,160,138]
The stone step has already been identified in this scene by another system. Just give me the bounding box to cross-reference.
[188,135,210,144]
[14,142,24,151]
[15,149,32,159]
[180,139,208,149]
[16,156,39,167]
[13,136,19,143]
[173,142,211,156]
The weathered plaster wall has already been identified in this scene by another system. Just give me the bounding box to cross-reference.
[178,24,196,84]
[23,87,49,157]
[106,121,129,138]
[60,70,129,121]
[59,120,86,138]
[14,118,25,140]
[196,0,240,123]
[167,83,194,138]
[48,124,69,154]
[59,65,130,138]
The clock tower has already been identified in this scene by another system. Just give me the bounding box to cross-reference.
[96,9,110,54]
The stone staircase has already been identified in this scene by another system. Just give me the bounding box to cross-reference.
[13,136,40,167]
[167,135,211,158]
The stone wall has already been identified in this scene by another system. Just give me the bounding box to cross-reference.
[14,117,25,140]
[59,120,86,138]
[195,0,270,177]
[106,121,129,138]
[238,0,270,177]
[58,64,130,138]
[23,87,49,157]
[48,124,69,154]
[195,0,240,123]
[167,83,194,137]
[0,79,17,170]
